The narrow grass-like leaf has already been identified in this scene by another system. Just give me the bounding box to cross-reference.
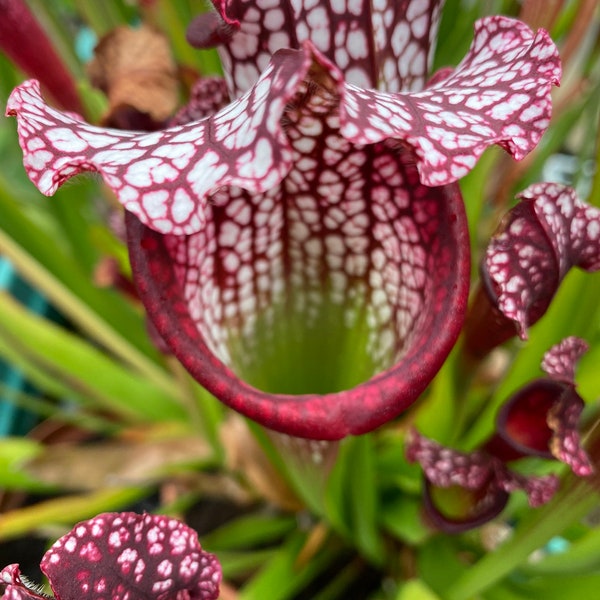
[347,435,385,565]
[0,486,149,541]
[417,535,470,597]
[414,349,462,443]
[73,0,130,34]
[308,559,366,600]
[0,228,185,403]
[381,496,430,545]
[213,549,277,580]
[0,382,118,435]
[200,513,296,551]
[0,291,186,422]
[0,188,160,361]
[0,330,84,402]
[0,437,53,492]
[396,579,442,600]
[489,573,600,600]
[19,0,85,79]
[520,526,600,575]
[238,531,337,600]
[324,440,354,539]
[324,437,385,564]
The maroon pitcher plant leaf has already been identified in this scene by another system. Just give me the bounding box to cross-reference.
[468,184,600,354]
[0,513,221,600]
[490,336,594,476]
[406,430,559,533]
[6,2,561,438]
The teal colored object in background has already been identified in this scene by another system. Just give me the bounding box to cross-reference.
[0,256,50,436]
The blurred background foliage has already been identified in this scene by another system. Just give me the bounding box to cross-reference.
[0,0,599,598]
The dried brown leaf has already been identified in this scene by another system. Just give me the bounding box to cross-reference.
[87,24,179,127]
[25,435,212,490]
[220,416,303,512]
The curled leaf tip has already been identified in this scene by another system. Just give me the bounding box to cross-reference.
[541,336,589,383]
[548,391,594,477]
[484,184,600,337]
[501,471,560,508]
[407,431,559,532]
[494,337,593,476]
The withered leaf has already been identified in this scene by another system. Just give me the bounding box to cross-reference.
[25,435,212,490]
[87,24,179,128]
